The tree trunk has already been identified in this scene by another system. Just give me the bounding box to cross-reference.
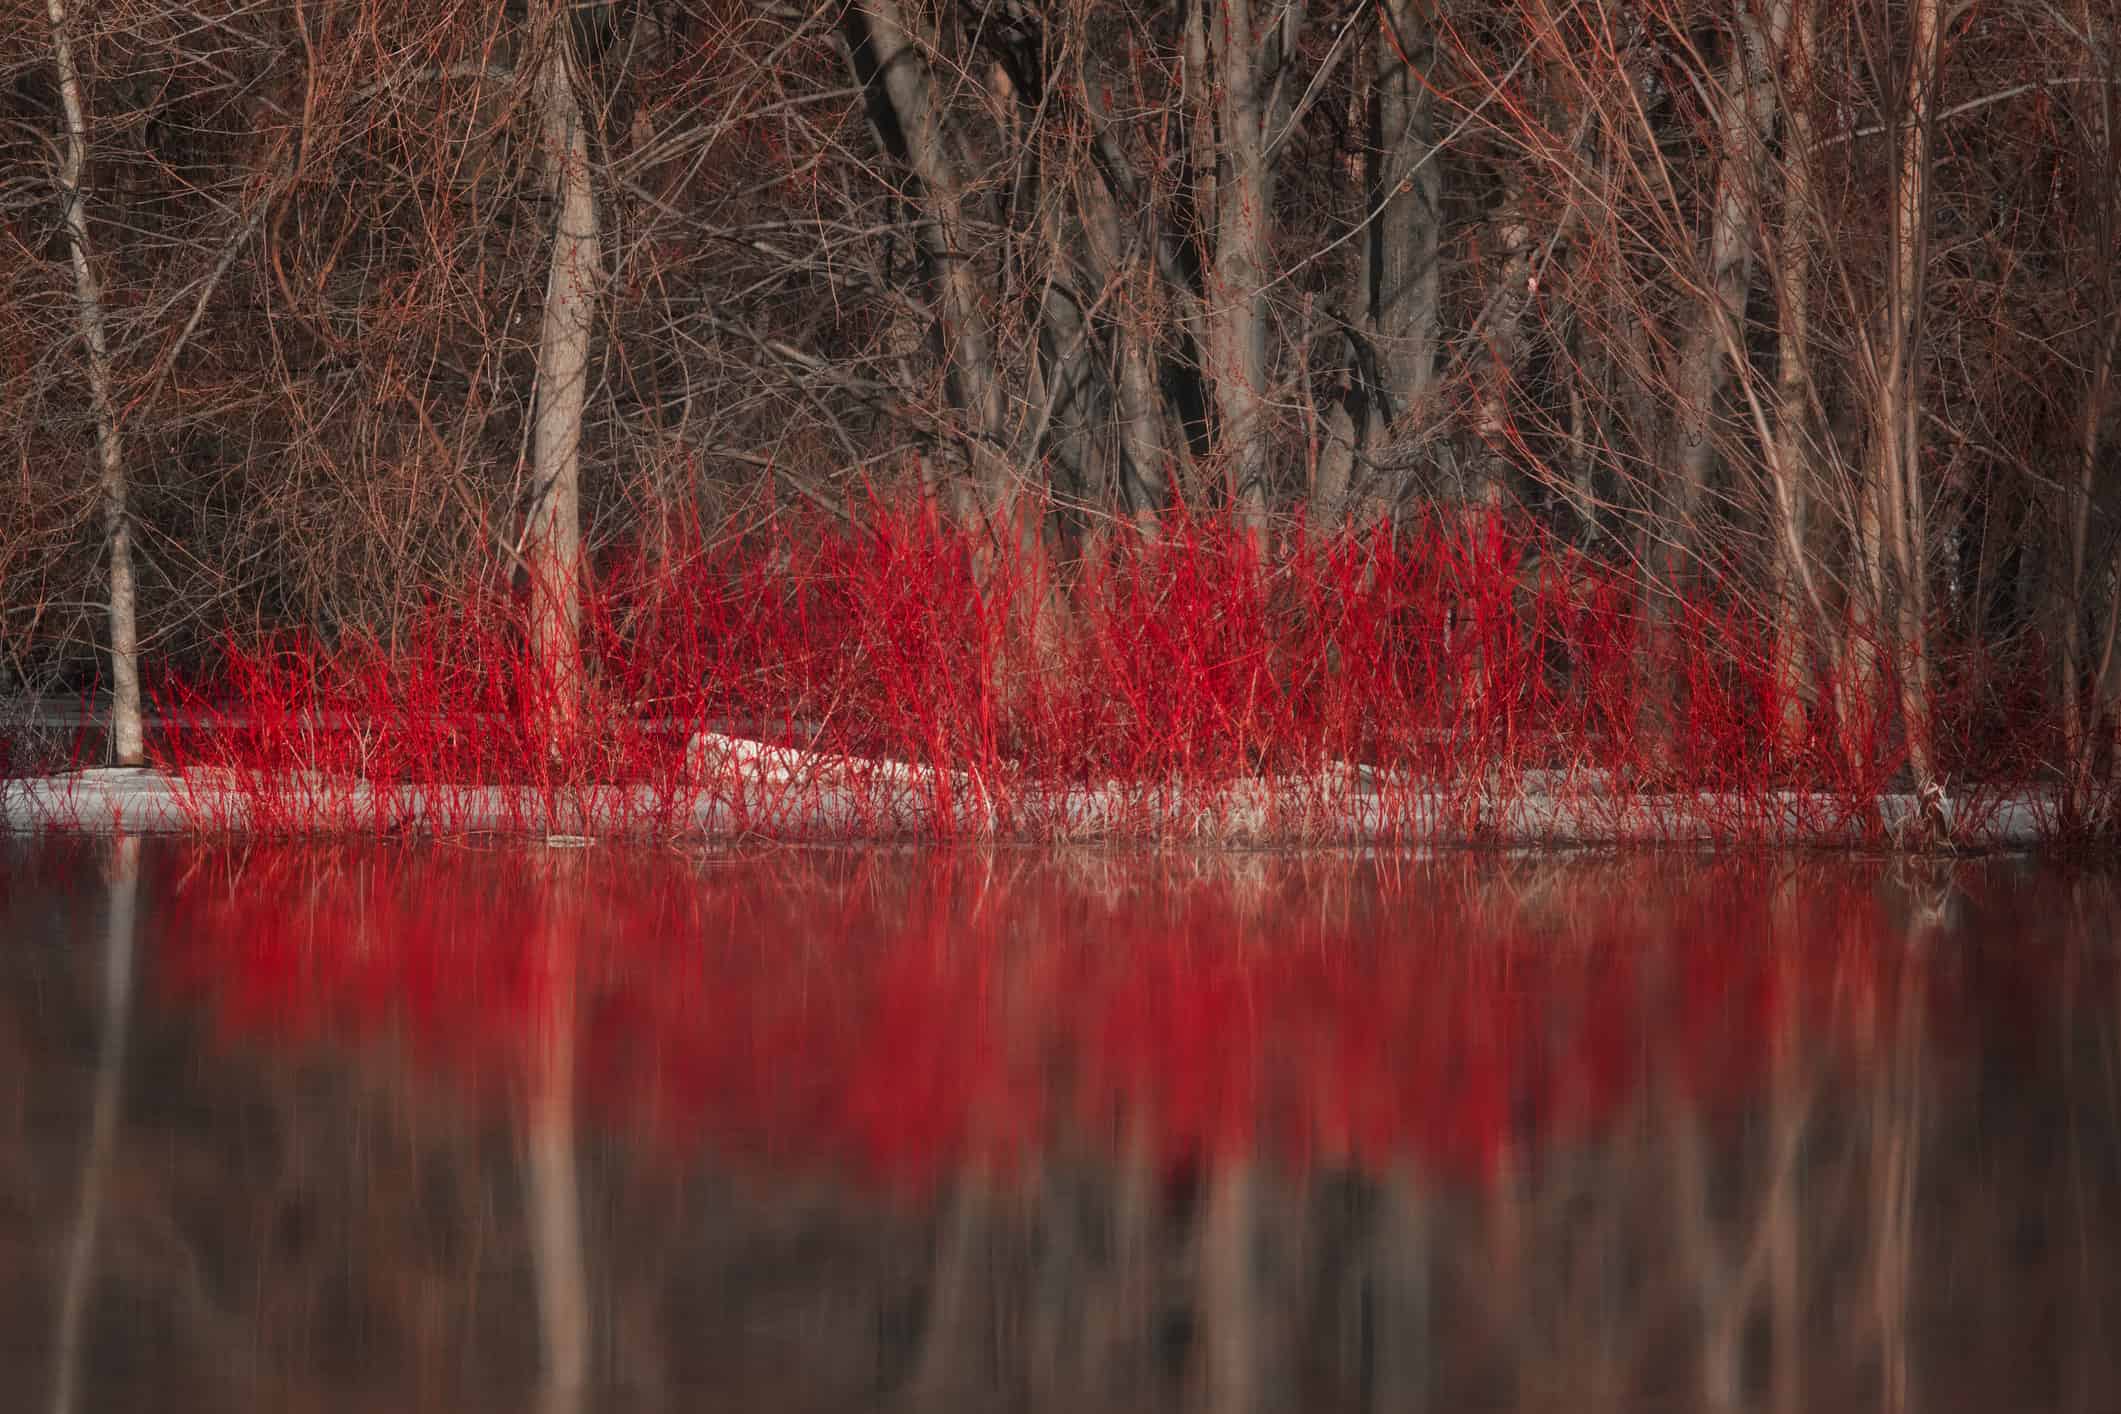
[1664,14,1778,560]
[850,0,1011,519]
[1080,130,1169,529]
[1767,0,1818,755]
[1310,32,1372,529]
[46,0,143,767]
[1321,1,1444,529]
[1195,0,1282,536]
[1842,470,1893,766]
[1876,0,1946,804]
[1371,2,1441,452]
[1647,8,1782,757]
[1033,246,1101,508]
[2063,14,2116,781]
[2064,324,2115,778]
[529,3,601,732]
[1469,188,1533,511]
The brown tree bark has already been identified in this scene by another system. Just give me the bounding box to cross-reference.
[849,0,1010,520]
[1768,0,1820,755]
[1370,2,1442,471]
[1875,0,1947,806]
[1645,5,1785,763]
[1193,0,1285,537]
[1079,123,1170,529]
[2062,2,2117,781]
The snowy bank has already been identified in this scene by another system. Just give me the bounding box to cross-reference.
[0,735,2074,848]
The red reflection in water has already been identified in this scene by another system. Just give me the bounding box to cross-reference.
[152,848,2068,1193]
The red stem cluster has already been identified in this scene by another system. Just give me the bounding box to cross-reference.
[127,504,2111,845]
[155,848,2083,1195]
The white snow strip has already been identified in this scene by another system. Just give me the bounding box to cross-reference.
[0,734,2074,846]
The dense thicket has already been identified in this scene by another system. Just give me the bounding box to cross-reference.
[3,0,2116,783]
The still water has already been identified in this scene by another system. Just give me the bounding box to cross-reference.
[2,840,2117,1412]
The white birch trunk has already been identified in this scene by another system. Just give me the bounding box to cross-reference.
[529,3,602,724]
[46,0,143,767]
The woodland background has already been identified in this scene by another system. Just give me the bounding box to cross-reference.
[3,0,2117,785]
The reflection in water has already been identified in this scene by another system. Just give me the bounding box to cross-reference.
[2,841,2118,1411]
[526,851,588,1414]
[47,836,135,1414]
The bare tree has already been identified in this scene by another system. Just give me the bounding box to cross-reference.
[3,0,2116,800]
[526,1,604,726]
[1079,61,1173,528]
[1191,0,1291,534]
[1368,1,1445,498]
[1659,4,1786,616]
[1865,0,1949,806]
[843,0,1010,520]
[1768,0,1823,753]
[2062,0,2119,781]
[43,0,141,765]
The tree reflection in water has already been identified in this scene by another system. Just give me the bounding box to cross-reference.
[3,842,2117,1411]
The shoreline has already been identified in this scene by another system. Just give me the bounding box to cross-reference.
[1,758,2079,849]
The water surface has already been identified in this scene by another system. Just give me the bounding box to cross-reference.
[3,839,2117,1411]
